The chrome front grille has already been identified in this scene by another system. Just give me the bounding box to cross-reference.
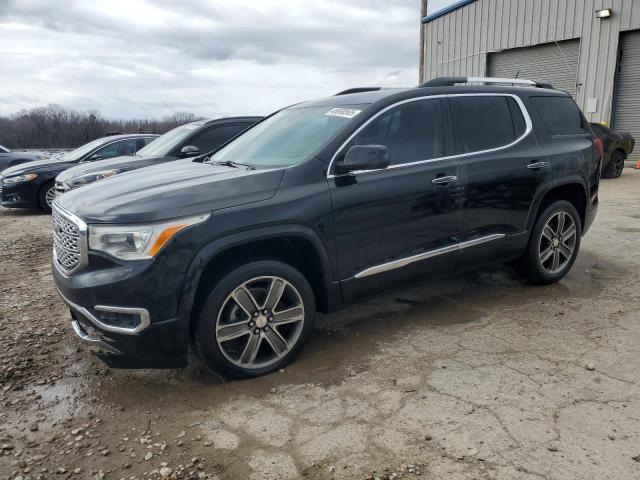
[52,206,87,275]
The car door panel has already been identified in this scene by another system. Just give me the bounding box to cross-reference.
[328,97,464,302]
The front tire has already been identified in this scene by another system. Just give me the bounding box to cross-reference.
[38,182,56,213]
[517,200,581,284]
[194,260,315,379]
[601,150,625,179]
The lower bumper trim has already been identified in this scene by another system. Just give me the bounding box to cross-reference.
[71,320,122,354]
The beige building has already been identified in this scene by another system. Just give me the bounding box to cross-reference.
[420,0,640,138]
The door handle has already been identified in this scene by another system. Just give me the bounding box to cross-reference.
[527,161,548,170]
[431,175,458,185]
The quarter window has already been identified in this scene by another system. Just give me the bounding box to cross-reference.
[530,96,589,136]
[350,99,446,166]
[450,96,521,154]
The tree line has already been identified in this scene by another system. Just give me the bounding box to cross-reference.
[0,105,205,149]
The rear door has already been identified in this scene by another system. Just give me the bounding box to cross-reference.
[329,97,464,301]
[451,94,551,268]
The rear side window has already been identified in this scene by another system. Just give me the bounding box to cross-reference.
[450,96,520,154]
[531,96,589,135]
[350,98,446,166]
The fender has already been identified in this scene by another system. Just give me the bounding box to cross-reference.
[176,223,341,327]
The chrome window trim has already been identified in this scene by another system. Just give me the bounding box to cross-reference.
[52,203,89,277]
[352,233,505,279]
[56,288,151,335]
[327,93,533,179]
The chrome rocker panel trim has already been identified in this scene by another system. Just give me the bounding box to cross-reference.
[56,288,151,335]
[353,234,506,279]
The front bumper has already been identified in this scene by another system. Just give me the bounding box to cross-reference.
[53,256,190,368]
[0,179,39,209]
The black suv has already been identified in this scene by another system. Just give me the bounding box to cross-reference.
[55,117,262,195]
[1,134,158,212]
[52,77,600,378]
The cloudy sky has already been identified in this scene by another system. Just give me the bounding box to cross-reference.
[0,0,455,119]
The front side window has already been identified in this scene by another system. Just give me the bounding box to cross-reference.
[451,96,521,154]
[348,98,446,166]
[188,124,249,153]
[210,106,364,167]
[61,138,111,162]
[93,141,121,160]
[136,123,201,158]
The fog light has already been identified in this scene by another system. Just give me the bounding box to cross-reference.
[92,308,142,329]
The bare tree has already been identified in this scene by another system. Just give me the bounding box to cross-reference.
[0,105,207,149]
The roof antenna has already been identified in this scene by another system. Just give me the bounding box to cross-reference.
[514,70,520,79]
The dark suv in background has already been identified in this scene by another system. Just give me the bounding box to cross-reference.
[1,134,157,212]
[52,77,600,378]
[55,117,262,194]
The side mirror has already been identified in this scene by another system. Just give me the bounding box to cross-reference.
[335,145,389,175]
[179,145,200,158]
[88,154,103,162]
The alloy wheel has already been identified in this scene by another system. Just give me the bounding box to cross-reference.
[45,186,56,209]
[215,276,305,369]
[538,211,577,275]
[612,153,624,177]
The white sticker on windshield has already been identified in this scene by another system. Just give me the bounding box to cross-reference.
[325,108,361,119]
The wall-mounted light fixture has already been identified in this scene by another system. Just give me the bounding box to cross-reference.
[595,8,612,19]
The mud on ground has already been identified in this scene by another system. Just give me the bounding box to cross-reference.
[1,171,640,480]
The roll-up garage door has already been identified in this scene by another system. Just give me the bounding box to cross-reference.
[488,39,580,97]
[613,30,640,140]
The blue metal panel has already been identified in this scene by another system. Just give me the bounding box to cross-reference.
[421,0,477,24]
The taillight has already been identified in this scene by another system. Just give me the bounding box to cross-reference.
[594,137,604,158]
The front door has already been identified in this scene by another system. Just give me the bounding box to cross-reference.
[328,97,464,302]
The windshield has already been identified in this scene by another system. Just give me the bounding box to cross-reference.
[209,105,366,167]
[61,137,111,162]
[136,123,200,158]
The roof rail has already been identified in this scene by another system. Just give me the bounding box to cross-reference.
[419,76,554,89]
[335,87,382,96]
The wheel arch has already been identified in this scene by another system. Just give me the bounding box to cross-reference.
[528,180,587,235]
[179,225,339,337]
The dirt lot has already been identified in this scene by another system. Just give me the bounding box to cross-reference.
[1,169,639,480]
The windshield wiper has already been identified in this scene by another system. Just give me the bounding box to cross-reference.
[210,160,255,170]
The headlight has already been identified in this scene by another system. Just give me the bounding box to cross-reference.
[65,169,120,189]
[88,213,210,260]
[4,173,38,184]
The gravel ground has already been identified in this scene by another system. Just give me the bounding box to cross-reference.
[1,169,639,480]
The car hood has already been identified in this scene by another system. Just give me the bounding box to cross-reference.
[56,155,176,182]
[56,161,285,223]
[1,158,75,177]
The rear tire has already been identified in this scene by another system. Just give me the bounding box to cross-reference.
[517,200,581,285]
[194,260,315,379]
[601,150,625,179]
[38,182,56,213]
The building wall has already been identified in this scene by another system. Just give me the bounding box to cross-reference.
[421,0,640,123]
